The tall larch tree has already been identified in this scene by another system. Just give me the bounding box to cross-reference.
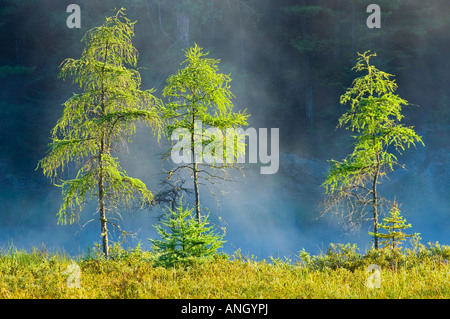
[163,44,249,223]
[38,9,163,258]
[321,51,424,249]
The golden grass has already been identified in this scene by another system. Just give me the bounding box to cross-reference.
[1,244,449,299]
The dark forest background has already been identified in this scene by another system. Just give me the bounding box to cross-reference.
[0,0,448,258]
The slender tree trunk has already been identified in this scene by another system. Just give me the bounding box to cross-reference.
[372,177,379,249]
[98,139,109,259]
[98,43,109,259]
[193,161,200,223]
[191,107,201,223]
[372,153,381,249]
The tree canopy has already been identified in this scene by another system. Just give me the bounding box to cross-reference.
[322,51,424,249]
[38,9,163,258]
[163,44,249,222]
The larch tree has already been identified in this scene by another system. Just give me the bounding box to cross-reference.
[38,9,163,258]
[369,201,418,250]
[321,51,424,249]
[163,44,249,223]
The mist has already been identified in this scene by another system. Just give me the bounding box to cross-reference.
[0,0,448,259]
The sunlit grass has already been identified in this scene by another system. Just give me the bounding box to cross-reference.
[0,242,449,298]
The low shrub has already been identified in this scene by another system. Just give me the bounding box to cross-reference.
[298,239,450,272]
[149,199,225,268]
[298,243,363,271]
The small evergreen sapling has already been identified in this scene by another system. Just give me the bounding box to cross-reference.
[369,202,418,250]
[150,198,225,267]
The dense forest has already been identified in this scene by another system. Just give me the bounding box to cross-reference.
[0,0,449,258]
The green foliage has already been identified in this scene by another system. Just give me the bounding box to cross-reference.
[299,243,364,272]
[37,9,163,226]
[369,202,419,249]
[162,44,250,222]
[321,51,424,246]
[299,240,450,273]
[324,51,424,194]
[150,198,225,267]
[163,44,249,161]
[426,242,450,260]
[36,8,164,259]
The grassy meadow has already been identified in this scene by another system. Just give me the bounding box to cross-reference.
[1,241,450,299]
